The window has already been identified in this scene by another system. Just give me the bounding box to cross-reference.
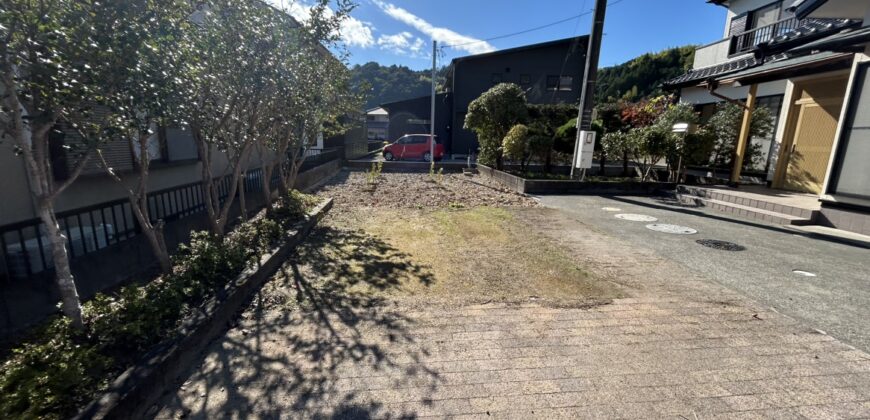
[749,95,784,173]
[367,128,386,141]
[546,75,559,91]
[559,76,573,91]
[164,126,198,162]
[831,63,870,199]
[547,75,572,91]
[132,123,163,164]
[491,73,502,84]
[519,74,531,85]
[750,2,781,30]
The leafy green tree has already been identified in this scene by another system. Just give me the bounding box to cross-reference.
[600,131,637,176]
[272,1,360,201]
[502,124,530,170]
[94,0,193,274]
[183,0,291,234]
[707,102,773,171]
[594,101,630,174]
[464,83,528,169]
[0,0,167,327]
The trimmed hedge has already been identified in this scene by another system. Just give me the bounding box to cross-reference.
[0,191,317,420]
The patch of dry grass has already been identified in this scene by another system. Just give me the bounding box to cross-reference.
[288,207,621,308]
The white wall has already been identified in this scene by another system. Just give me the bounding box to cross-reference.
[822,49,870,199]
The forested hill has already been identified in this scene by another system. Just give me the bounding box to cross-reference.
[352,45,695,109]
[351,62,445,109]
[595,45,696,102]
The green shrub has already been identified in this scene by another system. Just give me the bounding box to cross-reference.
[0,193,318,419]
[270,190,318,221]
[0,319,112,420]
[464,83,529,168]
[502,124,530,163]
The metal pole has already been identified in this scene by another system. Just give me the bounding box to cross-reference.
[430,40,437,162]
[570,0,608,178]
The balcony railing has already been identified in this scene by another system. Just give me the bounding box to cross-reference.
[729,17,802,56]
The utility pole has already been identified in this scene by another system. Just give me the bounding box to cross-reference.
[570,0,608,178]
[430,40,437,162]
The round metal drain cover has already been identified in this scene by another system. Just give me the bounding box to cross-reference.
[696,239,746,251]
[645,223,698,234]
[615,213,658,222]
[601,207,622,212]
[793,270,817,277]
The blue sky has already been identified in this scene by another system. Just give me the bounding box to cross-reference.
[274,0,727,70]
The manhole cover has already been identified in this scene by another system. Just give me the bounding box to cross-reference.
[793,270,817,277]
[615,214,658,222]
[601,207,622,212]
[645,224,698,234]
[696,239,746,251]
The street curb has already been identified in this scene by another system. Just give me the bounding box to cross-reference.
[75,198,333,420]
[476,164,676,195]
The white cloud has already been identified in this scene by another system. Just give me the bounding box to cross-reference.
[273,0,376,48]
[372,0,494,55]
[377,31,426,57]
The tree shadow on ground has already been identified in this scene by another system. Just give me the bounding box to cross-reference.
[156,225,438,419]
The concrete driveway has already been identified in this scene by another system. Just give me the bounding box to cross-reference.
[538,194,870,353]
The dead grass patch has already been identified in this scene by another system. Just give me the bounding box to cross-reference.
[317,207,622,307]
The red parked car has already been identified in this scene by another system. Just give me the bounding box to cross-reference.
[383,134,445,162]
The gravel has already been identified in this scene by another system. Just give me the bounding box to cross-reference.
[312,170,539,213]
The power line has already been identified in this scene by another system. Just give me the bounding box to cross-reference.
[441,0,629,49]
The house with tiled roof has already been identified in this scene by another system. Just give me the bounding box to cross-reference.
[665,0,870,236]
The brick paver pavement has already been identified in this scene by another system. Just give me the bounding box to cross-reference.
[155,209,870,419]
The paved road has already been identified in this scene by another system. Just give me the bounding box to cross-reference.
[154,206,870,419]
[538,194,870,353]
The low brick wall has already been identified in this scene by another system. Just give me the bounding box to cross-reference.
[76,199,333,420]
[295,158,341,191]
[476,164,526,193]
[345,159,469,173]
[477,164,675,195]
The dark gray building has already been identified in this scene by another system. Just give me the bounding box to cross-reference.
[380,93,451,145]
[379,36,588,157]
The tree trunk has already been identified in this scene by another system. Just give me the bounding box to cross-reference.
[139,218,172,273]
[544,150,552,173]
[194,132,222,235]
[622,151,629,177]
[262,162,274,208]
[599,154,606,176]
[37,200,84,328]
[277,164,290,197]
[5,81,85,328]
[238,171,247,221]
[101,128,175,274]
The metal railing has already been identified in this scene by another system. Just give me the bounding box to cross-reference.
[1,172,231,281]
[729,17,802,55]
[0,150,339,282]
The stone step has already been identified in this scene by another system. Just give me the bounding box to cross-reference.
[677,185,818,220]
[676,194,814,226]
